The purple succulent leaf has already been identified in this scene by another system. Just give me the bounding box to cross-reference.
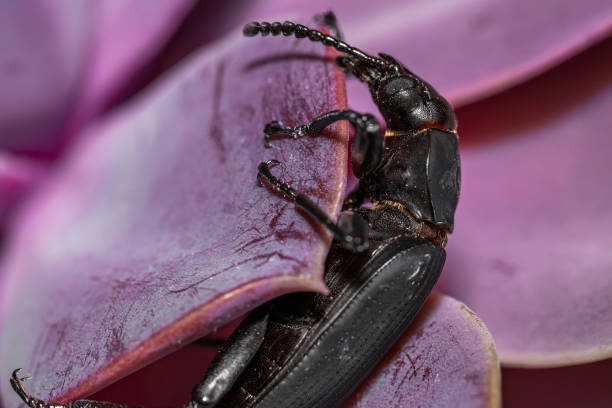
[341,293,500,408]
[0,0,196,155]
[439,37,612,367]
[0,23,348,406]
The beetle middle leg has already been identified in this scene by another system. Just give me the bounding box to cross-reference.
[257,160,368,253]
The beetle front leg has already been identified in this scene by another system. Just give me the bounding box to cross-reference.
[264,109,384,178]
[257,160,369,252]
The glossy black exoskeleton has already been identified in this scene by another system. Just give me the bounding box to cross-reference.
[11,12,460,408]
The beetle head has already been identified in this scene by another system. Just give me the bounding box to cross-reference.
[370,54,457,133]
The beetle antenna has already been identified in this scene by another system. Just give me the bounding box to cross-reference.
[243,20,388,71]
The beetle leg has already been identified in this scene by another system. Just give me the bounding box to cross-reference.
[10,369,147,408]
[190,305,270,407]
[258,160,369,252]
[264,109,384,178]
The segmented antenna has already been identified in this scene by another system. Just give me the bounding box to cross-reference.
[243,21,387,71]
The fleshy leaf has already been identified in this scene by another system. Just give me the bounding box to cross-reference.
[0,22,348,406]
[341,293,500,408]
[0,0,195,154]
[439,37,612,367]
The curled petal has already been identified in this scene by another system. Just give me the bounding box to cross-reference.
[0,23,348,405]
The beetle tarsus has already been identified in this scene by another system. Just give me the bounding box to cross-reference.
[263,121,309,146]
[10,369,66,408]
[10,368,151,408]
[10,369,32,407]
[258,160,368,252]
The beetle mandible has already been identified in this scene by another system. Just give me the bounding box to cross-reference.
[11,12,460,408]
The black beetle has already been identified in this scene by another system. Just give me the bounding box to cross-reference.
[10,12,460,408]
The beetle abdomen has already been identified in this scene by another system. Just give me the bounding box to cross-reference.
[218,235,445,407]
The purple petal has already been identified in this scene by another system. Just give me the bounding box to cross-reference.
[0,23,348,406]
[0,1,195,154]
[245,0,612,107]
[341,293,500,408]
[439,37,612,367]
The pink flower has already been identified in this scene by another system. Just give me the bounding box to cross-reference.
[1,1,612,407]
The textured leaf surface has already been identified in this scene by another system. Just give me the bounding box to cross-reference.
[341,293,500,408]
[440,37,612,367]
[0,0,195,154]
[0,27,348,406]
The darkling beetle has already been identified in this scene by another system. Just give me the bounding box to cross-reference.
[10,12,460,408]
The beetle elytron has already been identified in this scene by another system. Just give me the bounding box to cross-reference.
[11,12,460,408]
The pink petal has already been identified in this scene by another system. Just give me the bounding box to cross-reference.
[0,1,195,154]
[341,293,500,408]
[439,37,612,367]
[0,23,348,406]
[244,0,612,107]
